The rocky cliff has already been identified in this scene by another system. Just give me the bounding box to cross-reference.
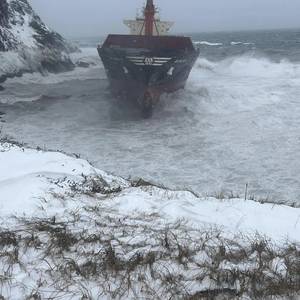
[0,0,77,83]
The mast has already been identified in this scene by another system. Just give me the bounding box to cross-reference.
[144,0,155,36]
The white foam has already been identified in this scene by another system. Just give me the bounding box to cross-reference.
[186,55,300,113]
[0,65,104,104]
[0,94,41,105]
[194,41,223,46]
[190,55,300,83]
[0,50,31,78]
[2,48,103,87]
[218,56,300,78]
[231,41,254,46]
[70,47,100,65]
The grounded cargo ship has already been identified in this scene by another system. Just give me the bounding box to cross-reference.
[98,0,199,117]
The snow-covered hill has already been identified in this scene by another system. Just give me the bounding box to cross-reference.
[0,0,77,83]
[0,140,299,299]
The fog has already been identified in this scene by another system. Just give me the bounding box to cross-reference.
[28,0,300,37]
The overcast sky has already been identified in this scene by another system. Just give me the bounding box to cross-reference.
[28,0,300,37]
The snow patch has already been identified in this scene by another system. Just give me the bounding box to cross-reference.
[105,186,300,243]
[9,13,36,48]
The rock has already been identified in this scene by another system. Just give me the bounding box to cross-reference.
[0,111,5,122]
[0,0,79,81]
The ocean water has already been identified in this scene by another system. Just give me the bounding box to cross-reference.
[1,29,300,204]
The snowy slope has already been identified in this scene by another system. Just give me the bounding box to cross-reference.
[0,141,299,299]
[0,141,299,242]
[0,142,127,217]
[0,0,77,83]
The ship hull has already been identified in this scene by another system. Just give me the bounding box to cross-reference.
[98,35,199,117]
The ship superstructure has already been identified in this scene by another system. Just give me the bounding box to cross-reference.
[123,19,174,36]
[124,3,174,36]
[98,0,199,117]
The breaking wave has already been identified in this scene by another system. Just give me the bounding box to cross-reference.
[231,41,254,46]
[181,55,300,114]
[193,41,223,46]
[0,48,104,105]
[2,48,103,86]
[4,64,103,86]
[0,94,42,105]
[192,55,300,78]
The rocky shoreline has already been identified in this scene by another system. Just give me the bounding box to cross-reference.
[0,0,78,84]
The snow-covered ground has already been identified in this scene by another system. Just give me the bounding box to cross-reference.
[0,141,125,218]
[0,141,299,299]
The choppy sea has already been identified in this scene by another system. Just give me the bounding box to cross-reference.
[1,29,300,204]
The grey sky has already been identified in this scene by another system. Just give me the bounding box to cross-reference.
[28,0,300,37]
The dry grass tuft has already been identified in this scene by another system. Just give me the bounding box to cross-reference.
[0,207,298,299]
